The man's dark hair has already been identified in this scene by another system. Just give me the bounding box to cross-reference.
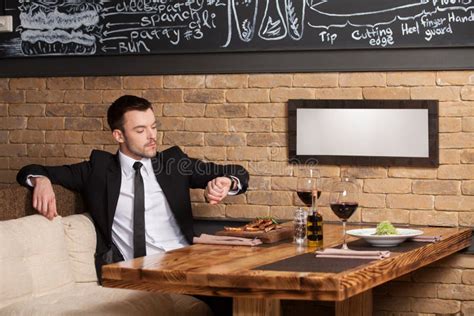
[107,95,153,131]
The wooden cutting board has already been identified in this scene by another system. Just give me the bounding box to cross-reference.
[215,224,293,243]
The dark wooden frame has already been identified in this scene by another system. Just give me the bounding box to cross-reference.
[288,99,439,167]
[0,47,473,78]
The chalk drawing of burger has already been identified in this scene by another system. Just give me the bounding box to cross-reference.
[18,0,103,56]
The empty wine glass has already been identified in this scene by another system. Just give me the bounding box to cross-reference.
[329,176,360,250]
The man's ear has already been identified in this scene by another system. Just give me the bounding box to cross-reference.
[112,129,125,143]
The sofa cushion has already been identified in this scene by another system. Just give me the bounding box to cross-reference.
[0,283,212,316]
[62,214,98,283]
[0,215,75,308]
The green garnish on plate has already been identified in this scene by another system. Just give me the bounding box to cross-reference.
[375,221,398,235]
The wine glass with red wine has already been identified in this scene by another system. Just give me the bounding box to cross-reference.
[296,167,321,210]
[329,176,360,250]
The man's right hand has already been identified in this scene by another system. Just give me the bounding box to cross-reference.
[31,177,57,220]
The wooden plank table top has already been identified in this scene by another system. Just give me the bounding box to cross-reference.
[102,223,471,316]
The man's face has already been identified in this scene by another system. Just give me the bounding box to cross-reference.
[114,108,157,160]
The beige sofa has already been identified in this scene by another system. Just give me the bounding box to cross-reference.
[0,186,212,316]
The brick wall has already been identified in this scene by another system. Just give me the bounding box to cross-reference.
[0,72,473,314]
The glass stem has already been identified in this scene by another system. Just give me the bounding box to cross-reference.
[342,220,348,250]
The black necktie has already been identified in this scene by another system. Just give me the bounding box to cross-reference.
[133,161,146,258]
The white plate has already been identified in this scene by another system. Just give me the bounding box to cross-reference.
[346,228,424,247]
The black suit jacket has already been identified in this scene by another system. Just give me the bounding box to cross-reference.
[17,146,249,279]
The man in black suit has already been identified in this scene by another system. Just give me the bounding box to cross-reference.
[17,95,249,282]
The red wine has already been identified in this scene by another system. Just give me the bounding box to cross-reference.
[330,202,358,220]
[297,191,321,207]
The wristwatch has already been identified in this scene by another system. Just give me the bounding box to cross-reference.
[225,176,236,191]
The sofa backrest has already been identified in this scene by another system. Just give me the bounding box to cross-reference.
[0,185,86,221]
[0,214,97,308]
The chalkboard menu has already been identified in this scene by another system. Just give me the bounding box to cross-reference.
[0,0,473,76]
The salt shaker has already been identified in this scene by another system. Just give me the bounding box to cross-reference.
[294,208,307,245]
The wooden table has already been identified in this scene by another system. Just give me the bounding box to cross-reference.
[102,224,471,316]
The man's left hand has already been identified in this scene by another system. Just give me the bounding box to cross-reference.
[204,177,232,204]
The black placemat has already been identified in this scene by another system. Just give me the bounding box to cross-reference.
[255,253,374,273]
[255,240,429,273]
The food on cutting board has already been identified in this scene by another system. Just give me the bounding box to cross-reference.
[224,217,282,233]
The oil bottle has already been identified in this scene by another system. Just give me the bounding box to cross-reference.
[307,206,323,248]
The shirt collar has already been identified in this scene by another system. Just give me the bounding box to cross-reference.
[118,151,153,179]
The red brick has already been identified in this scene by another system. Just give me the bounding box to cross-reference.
[183,89,225,103]
[183,146,226,161]
[102,90,143,103]
[411,87,461,101]
[9,130,45,144]
[0,131,7,143]
[0,79,8,90]
[84,77,121,89]
[340,72,386,87]
[191,203,225,218]
[46,104,83,116]
[0,117,27,130]
[226,89,270,103]
[247,133,287,147]
[205,75,248,88]
[0,104,6,116]
[123,76,163,89]
[204,133,246,146]
[65,118,102,130]
[64,145,99,158]
[26,90,64,103]
[0,170,17,183]
[9,103,45,116]
[9,157,46,170]
[46,131,83,144]
[270,88,314,102]
[163,75,205,88]
[84,104,109,117]
[28,117,64,130]
[229,119,272,132]
[27,144,64,157]
[65,90,102,103]
[0,90,25,103]
[226,205,270,218]
[248,103,286,117]
[162,132,203,146]
[143,89,183,103]
[0,144,27,156]
[293,74,338,88]
[47,77,84,90]
[205,104,248,118]
[10,78,46,90]
[156,117,185,131]
[184,118,227,132]
[249,74,292,88]
[314,88,362,99]
[83,131,115,144]
[163,103,205,117]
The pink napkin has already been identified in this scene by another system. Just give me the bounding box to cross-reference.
[411,235,442,242]
[315,248,390,259]
[193,234,262,246]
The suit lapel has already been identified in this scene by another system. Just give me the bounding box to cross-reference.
[106,153,121,237]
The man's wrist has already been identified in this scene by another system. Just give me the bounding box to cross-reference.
[225,176,236,191]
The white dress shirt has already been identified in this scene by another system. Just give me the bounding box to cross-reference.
[26,150,242,261]
[112,151,188,260]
